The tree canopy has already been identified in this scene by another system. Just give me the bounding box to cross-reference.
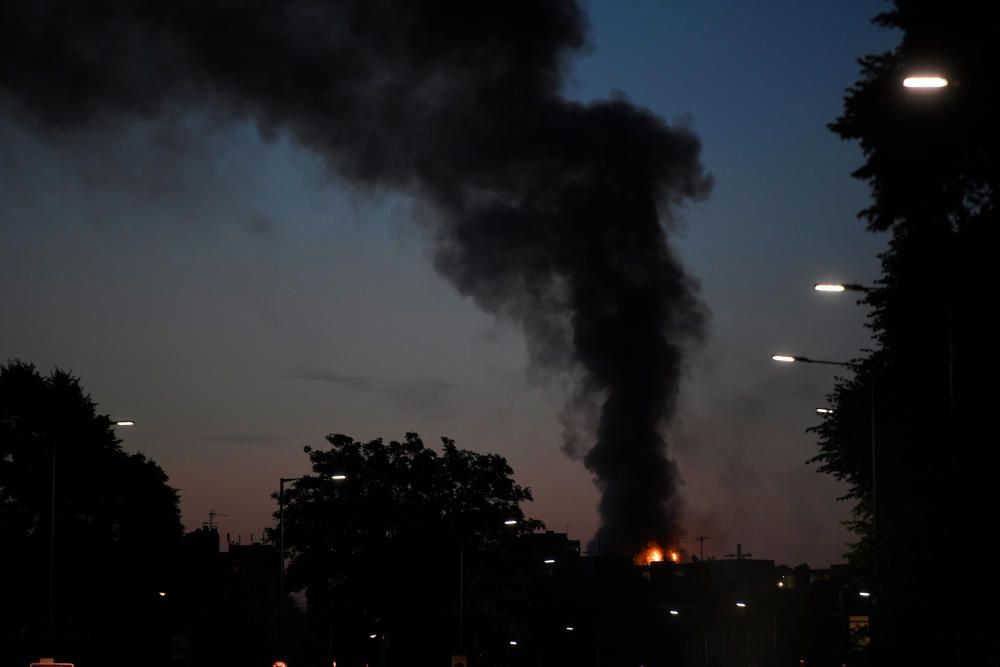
[0,359,183,662]
[274,432,542,665]
[816,1,1000,663]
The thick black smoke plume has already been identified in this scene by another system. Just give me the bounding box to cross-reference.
[0,1,711,556]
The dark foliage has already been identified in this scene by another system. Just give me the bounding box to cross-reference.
[817,1,1000,663]
[272,432,542,665]
[0,359,183,665]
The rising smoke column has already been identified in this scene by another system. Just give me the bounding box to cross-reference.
[0,0,711,556]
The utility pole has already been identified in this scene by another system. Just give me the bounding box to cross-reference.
[696,536,710,560]
[724,543,751,560]
[278,477,301,657]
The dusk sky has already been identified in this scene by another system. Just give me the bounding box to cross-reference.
[0,1,898,566]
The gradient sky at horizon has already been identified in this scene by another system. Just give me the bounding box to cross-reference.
[0,1,899,565]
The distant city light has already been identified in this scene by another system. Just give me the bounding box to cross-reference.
[772,355,796,363]
[544,558,556,564]
[565,626,574,631]
[669,609,679,616]
[903,76,948,89]
[736,601,747,608]
[158,591,167,597]
[509,640,518,646]
[369,633,377,639]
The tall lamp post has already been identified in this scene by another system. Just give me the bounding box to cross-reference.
[457,518,520,655]
[48,418,134,644]
[773,353,879,584]
[277,472,347,656]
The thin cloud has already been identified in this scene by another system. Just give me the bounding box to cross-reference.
[202,432,284,447]
[283,368,455,408]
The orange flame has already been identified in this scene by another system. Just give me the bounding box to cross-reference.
[635,544,664,566]
[634,544,683,566]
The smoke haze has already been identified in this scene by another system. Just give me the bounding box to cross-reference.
[1,0,711,555]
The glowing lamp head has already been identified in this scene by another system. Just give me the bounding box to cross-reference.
[115,420,135,426]
[772,355,796,363]
[903,75,948,89]
[814,283,846,292]
[859,591,872,598]
[816,407,835,415]
[543,558,556,564]
[331,474,347,481]
[504,519,518,526]
[736,601,747,608]
[669,609,680,616]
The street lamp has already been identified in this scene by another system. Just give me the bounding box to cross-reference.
[48,417,133,645]
[772,354,856,369]
[814,282,872,293]
[816,407,835,415]
[458,517,522,652]
[773,352,880,591]
[278,472,347,653]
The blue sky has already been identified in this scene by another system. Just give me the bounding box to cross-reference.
[0,1,898,564]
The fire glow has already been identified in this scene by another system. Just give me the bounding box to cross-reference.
[634,544,681,566]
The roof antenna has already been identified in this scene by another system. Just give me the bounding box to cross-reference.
[207,510,229,530]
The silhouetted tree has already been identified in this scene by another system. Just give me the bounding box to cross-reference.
[818,2,1000,663]
[273,432,542,666]
[0,360,183,665]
